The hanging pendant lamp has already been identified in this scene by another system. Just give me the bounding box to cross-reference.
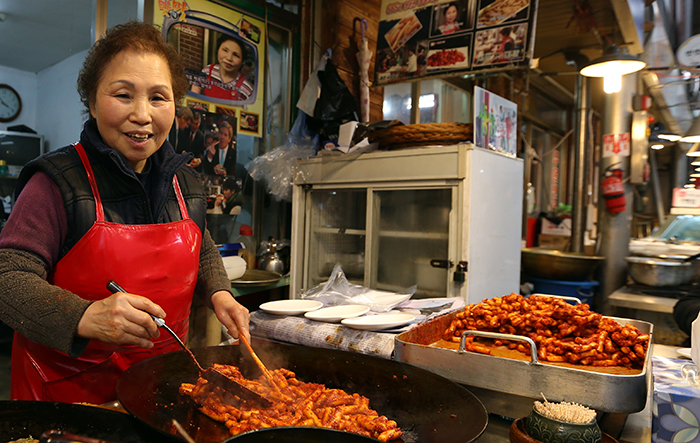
[579,45,646,94]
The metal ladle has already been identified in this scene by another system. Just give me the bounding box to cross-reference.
[106,280,270,405]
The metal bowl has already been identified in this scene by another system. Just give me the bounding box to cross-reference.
[625,256,695,287]
[521,248,605,281]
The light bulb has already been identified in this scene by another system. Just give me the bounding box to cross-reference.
[603,72,622,94]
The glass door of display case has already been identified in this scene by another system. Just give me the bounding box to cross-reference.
[373,188,451,298]
[307,189,368,287]
[304,186,452,298]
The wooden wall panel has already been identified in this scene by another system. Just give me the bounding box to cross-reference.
[319,0,384,122]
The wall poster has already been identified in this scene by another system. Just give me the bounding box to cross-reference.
[375,0,537,86]
[155,0,265,138]
[473,86,517,156]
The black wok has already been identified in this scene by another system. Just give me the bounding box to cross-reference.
[0,400,178,442]
[116,339,488,443]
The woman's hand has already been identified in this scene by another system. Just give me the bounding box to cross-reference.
[211,291,250,343]
[76,292,167,349]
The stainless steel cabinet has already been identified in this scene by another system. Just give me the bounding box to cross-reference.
[290,144,524,304]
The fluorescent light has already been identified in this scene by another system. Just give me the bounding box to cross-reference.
[680,117,700,143]
[651,144,664,150]
[659,134,682,141]
[603,72,622,94]
[686,142,700,157]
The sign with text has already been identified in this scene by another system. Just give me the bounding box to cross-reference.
[673,188,700,208]
[375,0,539,86]
[155,0,265,137]
[602,133,630,158]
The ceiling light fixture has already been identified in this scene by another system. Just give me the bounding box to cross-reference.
[579,45,646,94]
[651,121,681,142]
[686,142,700,157]
[680,116,700,143]
[651,144,664,150]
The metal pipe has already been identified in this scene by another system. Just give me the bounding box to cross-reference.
[648,149,666,226]
[598,74,636,315]
[571,75,589,253]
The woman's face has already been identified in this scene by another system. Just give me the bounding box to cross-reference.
[90,50,174,173]
[217,39,244,76]
[446,5,458,23]
[218,126,232,148]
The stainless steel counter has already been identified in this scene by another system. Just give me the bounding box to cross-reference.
[608,286,677,313]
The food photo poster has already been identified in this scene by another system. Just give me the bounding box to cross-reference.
[155,0,265,138]
[375,0,538,86]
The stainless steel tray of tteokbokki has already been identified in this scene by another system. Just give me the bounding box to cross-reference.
[394,295,653,415]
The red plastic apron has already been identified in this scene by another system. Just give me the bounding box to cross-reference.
[11,143,202,403]
[204,64,246,100]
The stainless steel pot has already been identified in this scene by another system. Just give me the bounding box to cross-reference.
[625,256,696,287]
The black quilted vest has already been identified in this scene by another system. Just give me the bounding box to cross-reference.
[14,128,207,261]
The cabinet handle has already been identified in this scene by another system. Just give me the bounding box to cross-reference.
[430,259,453,269]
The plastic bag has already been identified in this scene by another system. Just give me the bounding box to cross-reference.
[300,264,416,312]
[246,112,317,202]
[296,54,329,117]
[305,58,359,145]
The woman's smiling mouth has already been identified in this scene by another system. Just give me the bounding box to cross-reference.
[127,133,151,142]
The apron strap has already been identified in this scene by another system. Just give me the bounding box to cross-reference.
[172,175,189,219]
[73,143,105,222]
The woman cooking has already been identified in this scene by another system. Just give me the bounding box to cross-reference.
[0,21,250,403]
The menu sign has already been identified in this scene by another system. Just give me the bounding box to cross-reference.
[375,0,538,86]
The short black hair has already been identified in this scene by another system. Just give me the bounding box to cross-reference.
[223,177,239,192]
[216,33,249,61]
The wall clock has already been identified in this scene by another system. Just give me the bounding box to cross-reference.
[0,84,22,123]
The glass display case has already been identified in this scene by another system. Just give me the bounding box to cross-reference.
[290,144,524,303]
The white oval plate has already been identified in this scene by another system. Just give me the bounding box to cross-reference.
[304,305,370,323]
[259,300,323,316]
[341,313,415,331]
[678,348,692,359]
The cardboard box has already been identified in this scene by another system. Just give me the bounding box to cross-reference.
[537,234,571,250]
[652,356,700,442]
[540,218,572,236]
